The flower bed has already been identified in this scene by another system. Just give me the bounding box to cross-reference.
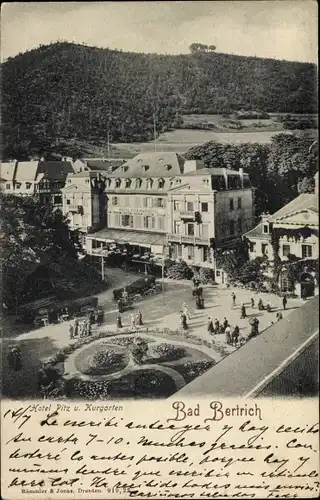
[152,343,186,361]
[74,344,129,376]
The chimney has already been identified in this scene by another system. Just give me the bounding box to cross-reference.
[183,160,205,173]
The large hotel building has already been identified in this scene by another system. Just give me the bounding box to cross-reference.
[61,152,255,279]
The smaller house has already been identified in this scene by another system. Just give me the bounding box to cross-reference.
[0,161,18,192]
[245,172,319,296]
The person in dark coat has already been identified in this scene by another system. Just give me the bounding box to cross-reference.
[231,292,236,307]
[200,297,205,309]
[118,299,124,313]
[251,297,255,308]
[282,296,287,310]
[207,317,214,334]
[180,312,188,330]
[116,313,123,329]
[231,326,240,346]
[223,317,229,331]
[240,304,247,319]
[258,298,264,311]
[214,318,220,334]
[266,303,272,313]
[276,311,283,321]
[136,310,143,326]
[8,347,22,371]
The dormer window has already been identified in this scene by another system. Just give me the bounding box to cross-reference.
[263,224,269,234]
[106,178,111,187]
[15,182,22,189]
[158,158,164,163]
[121,165,129,172]
[115,178,121,188]
[142,165,149,172]
[146,178,153,189]
[135,178,142,188]
[25,182,32,189]
[158,178,165,189]
[125,178,131,188]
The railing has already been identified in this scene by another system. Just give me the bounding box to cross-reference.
[179,211,195,219]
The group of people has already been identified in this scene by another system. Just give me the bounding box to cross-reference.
[69,317,91,339]
[117,309,143,330]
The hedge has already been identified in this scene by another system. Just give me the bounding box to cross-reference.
[113,276,156,300]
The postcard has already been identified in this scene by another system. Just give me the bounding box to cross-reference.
[1,1,319,499]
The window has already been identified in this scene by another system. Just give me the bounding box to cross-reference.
[174,222,181,234]
[201,202,208,212]
[121,215,133,228]
[282,244,291,257]
[203,247,209,262]
[237,218,242,233]
[125,179,131,188]
[237,197,242,209]
[156,198,164,208]
[146,197,152,208]
[187,201,194,212]
[25,182,32,189]
[143,216,155,229]
[302,244,312,258]
[158,215,165,230]
[229,220,235,235]
[187,245,194,260]
[229,199,234,211]
[261,243,268,255]
[201,224,209,238]
[77,205,84,215]
[135,179,142,188]
[112,196,118,206]
[115,179,121,188]
[146,178,153,189]
[16,182,22,189]
[158,178,165,189]
[54,195,62,205]
[249,242,256,253]
[67,199,71,205]
[263,224,269,234]
[6,183,10,189]
[173,201,180,211]
[187,223,195,236]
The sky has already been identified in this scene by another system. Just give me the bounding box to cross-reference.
[1,1,318,63]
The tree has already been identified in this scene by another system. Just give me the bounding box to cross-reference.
[1,192,83,310]
[297,176,315,193]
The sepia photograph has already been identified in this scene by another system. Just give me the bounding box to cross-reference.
[1,0,318,403]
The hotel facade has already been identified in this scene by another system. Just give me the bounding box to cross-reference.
[62,152,255,278]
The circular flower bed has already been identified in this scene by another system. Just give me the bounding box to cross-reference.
[74,344,129,375]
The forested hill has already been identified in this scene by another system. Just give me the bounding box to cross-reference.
[2,41,317,158]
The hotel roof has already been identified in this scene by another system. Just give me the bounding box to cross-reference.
[107,152,185,178]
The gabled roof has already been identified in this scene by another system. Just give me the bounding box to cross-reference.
[15,161,39,182]
[38,161,74,180]
[244,223,271,239]
[0,162,17,181]
[268,194,318,222]
[108,152,185,178]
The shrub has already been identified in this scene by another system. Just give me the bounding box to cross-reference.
[153,343,186,361]
[181,360,215,381]
[113,276,155,300]
[199,267,215,284]
[89,349,122,371]
[68,379,110,399]
[130,337,149,364]
[165,260,194,280]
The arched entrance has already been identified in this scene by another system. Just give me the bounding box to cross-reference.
[299,272,315,299]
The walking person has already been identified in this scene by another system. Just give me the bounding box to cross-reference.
[240,303,247,319]
[225,324,232,345]
[282,295,287,310]
[200,297,205,309]
[231,325,240,347]
[231,292,236,307]
[276,311,283,321]
[183,303,190,320]
[69,323,74,340]
[251,297,255,308]
[207,317,214,335]
[266,303,272,313]
[131,313,136,330]
[214,318,220,334]
[116,313,123,329]
[118,299,124,314]
[223,317,229,331]
[136,310,143,326]
[258,298,264,311]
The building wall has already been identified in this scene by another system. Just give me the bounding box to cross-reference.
[215,188,254,242]
[107,193,168,233]
[249,234,319,261]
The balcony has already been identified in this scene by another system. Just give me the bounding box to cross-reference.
[167,234,209,245]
